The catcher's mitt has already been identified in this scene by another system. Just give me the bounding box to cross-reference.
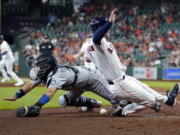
[16,105,41,117]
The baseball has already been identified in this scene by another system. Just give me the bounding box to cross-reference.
[100,108,107,115]
[81,106,88,112]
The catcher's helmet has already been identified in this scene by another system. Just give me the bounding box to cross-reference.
[34,54,57,79]
[90,17,108,32]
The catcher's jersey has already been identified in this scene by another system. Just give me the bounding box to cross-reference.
[30,65,91,89]
[86,38,125,81]
[80,39,96,70]
[0,41,14,60]
[48,66,92,89]
[29,65,115,101]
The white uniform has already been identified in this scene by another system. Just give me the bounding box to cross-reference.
[80,39,96,70]
[80,39,129,106]
[0,40,24,86]
[85,37,168,111]
[87,38,125,80]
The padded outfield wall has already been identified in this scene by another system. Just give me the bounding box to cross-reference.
[127,67,180,80]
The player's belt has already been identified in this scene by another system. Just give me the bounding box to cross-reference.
[122,75,125,80]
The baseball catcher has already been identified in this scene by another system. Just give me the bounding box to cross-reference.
[4,54,122,117]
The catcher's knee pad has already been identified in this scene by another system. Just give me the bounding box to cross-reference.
[59,94,81,107]
[59,94,102,108]
[59,94,71,107]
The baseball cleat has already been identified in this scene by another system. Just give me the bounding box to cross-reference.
[1,78,10,83]
[122,110,135,116]
[111,105,123,117]
[121,103,146,116]
[166,83,180,107]
[14,80,24,87]
[169,83,179,97]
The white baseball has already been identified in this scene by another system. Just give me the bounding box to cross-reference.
[81,106,88,112]
[100,108,107,115]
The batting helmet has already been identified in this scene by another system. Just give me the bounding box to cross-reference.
[90,17,108,32]
[34,54,57,79]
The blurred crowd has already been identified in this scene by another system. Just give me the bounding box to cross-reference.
[23,1,180,67]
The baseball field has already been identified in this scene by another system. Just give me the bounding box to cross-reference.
[0,80,180,135]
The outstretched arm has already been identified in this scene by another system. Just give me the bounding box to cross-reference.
[93,9,117,45]
[16,87,58,117]
[4,81,40,101]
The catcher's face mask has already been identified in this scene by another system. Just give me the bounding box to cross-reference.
[34,54,57,79]
[34,64,51,79]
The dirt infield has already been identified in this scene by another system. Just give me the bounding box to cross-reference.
[1,83,180,135]
[1,104,180,135]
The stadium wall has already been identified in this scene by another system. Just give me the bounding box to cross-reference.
[11,44,180,80]
[127,67,180,80]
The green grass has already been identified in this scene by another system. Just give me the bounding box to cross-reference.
[0,87,110,110]
[0,77,29,83]
[0,80,178,110]
[142,80,178,90]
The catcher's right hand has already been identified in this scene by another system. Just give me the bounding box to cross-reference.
[16,105,41,117]
[3,96,17,101]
